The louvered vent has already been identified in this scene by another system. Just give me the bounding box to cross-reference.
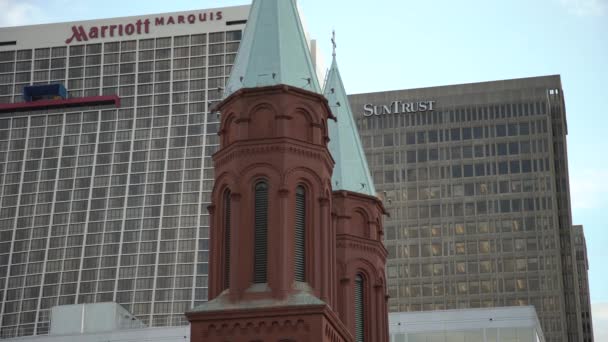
[223,190,231,289]
[254,181,268,283]
[294,186,305,282]
[355,274,365,342]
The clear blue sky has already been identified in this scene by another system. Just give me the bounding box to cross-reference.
[1,0,607,338]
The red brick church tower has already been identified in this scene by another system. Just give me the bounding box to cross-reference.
[186,1,388,341]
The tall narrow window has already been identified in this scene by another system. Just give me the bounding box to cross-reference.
[355,274,365,342]
[253,181,268,283]
[223,190,231,289]
[294,186,306,282]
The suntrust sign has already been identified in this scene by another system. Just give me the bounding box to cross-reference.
[65,11,224,44]
[363,100,436,117]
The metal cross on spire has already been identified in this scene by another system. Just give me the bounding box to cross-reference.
[331,30,336,57]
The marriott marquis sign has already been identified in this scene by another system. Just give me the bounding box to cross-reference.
[363,100,436,117]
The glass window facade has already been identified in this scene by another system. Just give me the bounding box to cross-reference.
[350,76,584,342]
[0,19,243,337]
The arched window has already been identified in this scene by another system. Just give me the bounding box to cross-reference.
[354,274,365,342]
[294,185,305,282]
[253,181,268,283]
[223,189,231,289]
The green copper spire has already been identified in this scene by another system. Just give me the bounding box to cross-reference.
[224,0,321,96]
[324,48,376,197]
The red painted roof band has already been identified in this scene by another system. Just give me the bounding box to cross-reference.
[0,95,121,113]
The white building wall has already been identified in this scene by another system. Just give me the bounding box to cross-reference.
[389,307,545,342]
[0,326,189,342]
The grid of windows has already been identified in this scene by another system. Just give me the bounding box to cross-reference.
[352,83,575,342]
[0,29,241,338]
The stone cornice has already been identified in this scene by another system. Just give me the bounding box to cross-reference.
[213,84,337,121]
[336,234,388,260]
[214,139,334,171]
[332,189,388,215]
[187,302,351,341]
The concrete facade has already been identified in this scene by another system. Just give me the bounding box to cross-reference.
[0,6,249,337]
[349,75,584,342]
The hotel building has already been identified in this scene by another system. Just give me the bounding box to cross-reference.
[349,75,588,342]
[0,6,249,337]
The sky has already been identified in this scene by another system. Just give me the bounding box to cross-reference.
[0,0,607,338]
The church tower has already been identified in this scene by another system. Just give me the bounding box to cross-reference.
[186,1,388,341]
[187,0,350,341]
[324,40,390,342]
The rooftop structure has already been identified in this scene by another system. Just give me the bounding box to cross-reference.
[390,306,545,342]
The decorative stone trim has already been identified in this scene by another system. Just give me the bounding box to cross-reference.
[336,236,388,260]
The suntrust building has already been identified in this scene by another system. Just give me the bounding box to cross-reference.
[349,76,589,342]
[0,6,249,337]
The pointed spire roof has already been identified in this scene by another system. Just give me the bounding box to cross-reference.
[324,52,376,197]
[224,0,321,96]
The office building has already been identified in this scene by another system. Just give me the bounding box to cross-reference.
[349,75,585,342]
[0,6,250,337]
[573,225,594,342]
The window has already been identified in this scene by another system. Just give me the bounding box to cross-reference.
[406,151,416,163]
[475,163,485,176]
[463,164,473,177]
[429,148,438,161]
[355,274,365,342]
[417,131,426,144]
[406,132,415,145]
[254,181,268,283]
[452,164,462,178]
[508,123,518,136]
[450,128,460,141]
[510,160,520,174]
[473,126,483,139]
[224,190,231,289]
[295,186,305,282]
[417,149,427,162]
[496,124,506,137]
[522,160,532,173]
[383,134,393,146]
[497,143,507,155]
[498,161,508,175]
[509,142,519,155]
[462,145,473,158]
